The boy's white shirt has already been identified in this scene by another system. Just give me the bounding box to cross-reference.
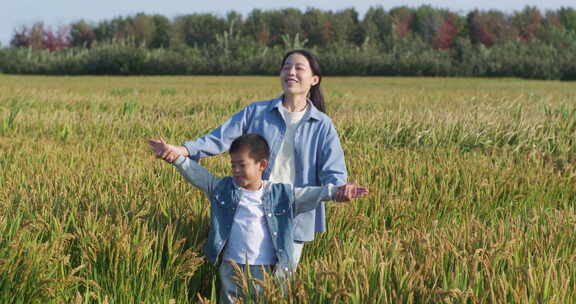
[222,184,276,265]
[172,156,337,216]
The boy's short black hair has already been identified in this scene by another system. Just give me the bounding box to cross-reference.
[229,134,270,162]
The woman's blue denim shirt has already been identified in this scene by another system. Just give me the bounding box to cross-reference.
[172,156,337,272]
[183,96,348,241]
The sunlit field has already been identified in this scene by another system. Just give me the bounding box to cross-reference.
[1,74,576,303]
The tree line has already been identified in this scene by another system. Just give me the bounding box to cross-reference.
[1,5,575,79]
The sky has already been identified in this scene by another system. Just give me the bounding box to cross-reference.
[1,0,572,46]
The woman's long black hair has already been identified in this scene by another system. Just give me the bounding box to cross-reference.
[281,49,326,114]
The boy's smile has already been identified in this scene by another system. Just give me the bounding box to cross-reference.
[230,148,267,191]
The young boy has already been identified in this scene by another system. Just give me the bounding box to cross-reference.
[149,134,367,303]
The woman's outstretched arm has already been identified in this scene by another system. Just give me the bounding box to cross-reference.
[150,106,250,162]
[182,107,249,161]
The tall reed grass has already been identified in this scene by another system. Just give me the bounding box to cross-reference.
[1,75,575,303]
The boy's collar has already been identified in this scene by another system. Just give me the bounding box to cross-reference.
[233,179,269,191]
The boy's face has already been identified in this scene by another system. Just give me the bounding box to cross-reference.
[230,148,267,191]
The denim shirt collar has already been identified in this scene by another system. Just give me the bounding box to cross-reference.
[232,179,272,194]
[267,95,322,121]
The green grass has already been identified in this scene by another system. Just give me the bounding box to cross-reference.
[1,75,576,303]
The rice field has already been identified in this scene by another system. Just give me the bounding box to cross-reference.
[1,74,576,303]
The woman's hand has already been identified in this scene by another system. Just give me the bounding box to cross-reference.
[148,138,188,163]
[335,182,368,202]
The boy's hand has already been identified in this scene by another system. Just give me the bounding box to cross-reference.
[335,182,368,202]
[148,138,188,163]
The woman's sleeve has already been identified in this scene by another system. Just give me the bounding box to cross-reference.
[318,122,348,187]
[182,106,250,161]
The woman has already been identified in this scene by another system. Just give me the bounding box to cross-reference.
[153,49,348,267]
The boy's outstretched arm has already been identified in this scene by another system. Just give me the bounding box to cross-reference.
[293,183,368,215]
[148,138,219,195]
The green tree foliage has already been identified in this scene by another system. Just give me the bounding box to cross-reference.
[362,7,394,47]
[246,8,304,46]
[171,14,227,47]
[69,20,96,48]
[124,13,156,47]
[244,9,271,44]
[411,6,463,49]
[467,10,517,46]
[390,6,415,38]
[330,8,363,45]
[301,8,333,47]
[558,7,576,32]
[412,6,445,45]
[150,15,172,48]
[511,6,544,40]
[93,17,129,42]
[276,8,304,45]
[3,6,576,79]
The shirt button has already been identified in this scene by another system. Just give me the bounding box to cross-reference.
[220,201,225,205]
[268,213,272,217]
[273,232,277,236]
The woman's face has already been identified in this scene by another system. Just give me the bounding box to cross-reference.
[280,53,319,97]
